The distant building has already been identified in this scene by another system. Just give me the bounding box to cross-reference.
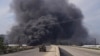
[22,44,28,46]
[8,44,28,47]
[82,45,100,48]
[8,44,19,47]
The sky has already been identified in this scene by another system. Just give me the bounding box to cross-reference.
[0,0,100,35]
[0,0,15,34]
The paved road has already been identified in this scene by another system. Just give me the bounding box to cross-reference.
[1,46,56,56]
[60,46,100,56]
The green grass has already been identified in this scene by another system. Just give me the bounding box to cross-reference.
[84,47,100,50]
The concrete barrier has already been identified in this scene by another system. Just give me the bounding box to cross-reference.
[55,46,60,56]
[51,45,60,56]
[44,45,60,56]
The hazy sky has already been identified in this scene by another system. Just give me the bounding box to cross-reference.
[0,0,100,35]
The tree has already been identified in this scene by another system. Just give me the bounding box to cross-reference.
[0,36,4,49]
[0,35,6,54]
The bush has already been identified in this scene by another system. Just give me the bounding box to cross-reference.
[0,36,7,54]
[0,46,34,55]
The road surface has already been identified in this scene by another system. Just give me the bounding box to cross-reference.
[1,46,57,56]
[60,46,100,56]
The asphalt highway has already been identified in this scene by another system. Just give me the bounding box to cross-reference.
[60,46,100,56]
[1,46,56,56]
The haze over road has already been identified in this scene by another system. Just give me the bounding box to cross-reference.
[60,46,100,56]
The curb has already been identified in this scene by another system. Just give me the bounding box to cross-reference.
[55,46,60,56]
[51,45,60,56]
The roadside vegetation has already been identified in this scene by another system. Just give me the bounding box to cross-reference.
[0,35,6,54]
[0,35,34,55]
[84,47,100,50]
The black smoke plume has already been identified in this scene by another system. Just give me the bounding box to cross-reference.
[8,0,88,45]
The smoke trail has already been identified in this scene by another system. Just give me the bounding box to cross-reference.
[8,0,88,45]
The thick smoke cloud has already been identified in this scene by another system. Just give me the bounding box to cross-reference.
[8,0,88,45]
